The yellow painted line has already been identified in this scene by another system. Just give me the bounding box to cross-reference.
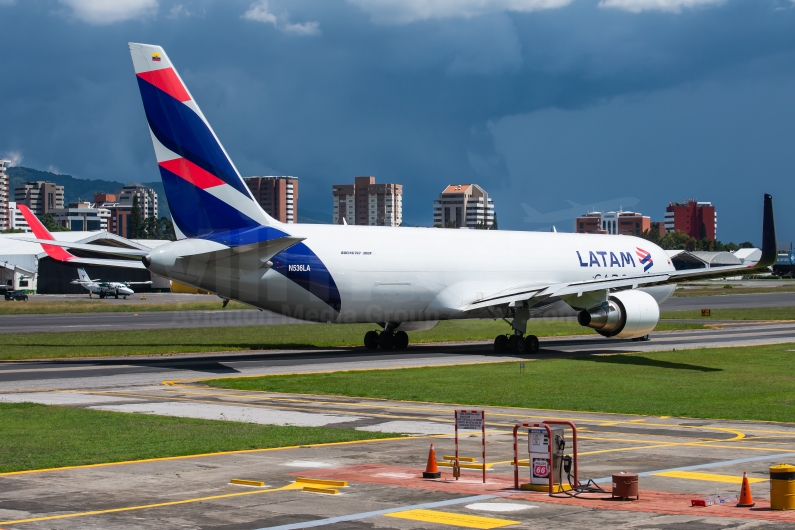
[102,388,755,446]
[655,471,767,484]
[383,509,520,529]
[302,486,338,494]
[0,481,306,526]
[0,435,417,478]
[154,387,769,442]
[230,479,266,487]
[296,477,348,487]
[443,456,477,462]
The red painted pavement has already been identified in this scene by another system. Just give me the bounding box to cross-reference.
[291,464,795,523]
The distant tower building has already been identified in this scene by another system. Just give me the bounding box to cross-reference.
[332,176,402,226]
[244,176,298,223]
[433,184,494,229]
[119,183,158,219]
[665,200,716,240]
[14,181,64,216]
[0,160,8,231]
[575,210,650,236]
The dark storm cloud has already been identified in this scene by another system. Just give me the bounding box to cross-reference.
[0,0,794,242]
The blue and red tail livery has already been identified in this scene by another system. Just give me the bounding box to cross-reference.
[636,247,653,272]
[129,43,273,238]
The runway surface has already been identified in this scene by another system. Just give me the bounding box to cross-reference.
[1,320,793,391]
[1,291,794,333]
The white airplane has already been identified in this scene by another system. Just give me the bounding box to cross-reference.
[71,268,152,299]
[16,43,778,354]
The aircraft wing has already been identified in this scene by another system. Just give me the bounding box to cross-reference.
[8,238,149,258]
[125,281,154,285]
[15,204,149,269]
[463,194,776,312]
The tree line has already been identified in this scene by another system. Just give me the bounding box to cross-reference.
[639,224,753,252]
[127,196,176,240]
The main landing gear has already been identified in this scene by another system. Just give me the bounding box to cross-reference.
[364,328,409,351]
[493,304,540,354]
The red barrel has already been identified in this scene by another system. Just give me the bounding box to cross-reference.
[612,472,639,500]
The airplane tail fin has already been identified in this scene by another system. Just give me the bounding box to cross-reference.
[77,268,90,282]
[128,43,276,239]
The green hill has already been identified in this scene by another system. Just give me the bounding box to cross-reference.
[7,166,333,224]
[7,167,170,219]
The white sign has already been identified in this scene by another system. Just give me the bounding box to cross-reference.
[457,411,483,430]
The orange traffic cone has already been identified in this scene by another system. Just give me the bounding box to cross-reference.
[737,471,755,507]
[422,443,441,479]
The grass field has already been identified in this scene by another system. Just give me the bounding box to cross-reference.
[661,306,795,320]
[0,402,397,473]
[206,343,795,423]
[0,320,703,360]
[0,300,251,315]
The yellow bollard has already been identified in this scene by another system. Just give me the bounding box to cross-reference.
[770,464,795,510]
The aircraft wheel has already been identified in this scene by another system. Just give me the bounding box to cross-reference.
[494,335,509,354]
[364,331,379,350]
[393,331,409,350]
[525,335,539,353]
[510,335,526,354]
[378,330,394,350]
[640,334,650,342]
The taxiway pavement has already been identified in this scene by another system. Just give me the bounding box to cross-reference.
[1,321,793,392]
[1,386,793,529]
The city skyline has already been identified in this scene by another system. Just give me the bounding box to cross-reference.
[0,0,793,242]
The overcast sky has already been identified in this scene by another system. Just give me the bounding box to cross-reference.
[1,0,794,242]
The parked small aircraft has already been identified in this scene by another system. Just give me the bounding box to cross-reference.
[72,268,152,299]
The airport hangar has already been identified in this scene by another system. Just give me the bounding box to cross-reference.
[0,232,171,294]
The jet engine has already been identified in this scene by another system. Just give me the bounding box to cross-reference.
[577,289,659,339]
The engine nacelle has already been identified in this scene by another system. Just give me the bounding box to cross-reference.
[577,289,660,339]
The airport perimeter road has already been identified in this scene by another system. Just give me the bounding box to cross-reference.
[662,291,795,310]
[0,309,306,333]
[2,292,794,333]
[2,321,794,392]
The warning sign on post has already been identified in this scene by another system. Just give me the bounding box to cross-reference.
[457,411,484,430]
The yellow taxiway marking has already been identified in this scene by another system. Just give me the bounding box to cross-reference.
[152,387,764,441]
[0,481,307,526]
[0,434,424,478]
[90,388,752,444]
[655,471,767,484]
[383,509,520,529]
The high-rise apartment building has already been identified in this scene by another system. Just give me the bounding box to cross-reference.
[14,181,64,216]
[332,176,402,226]
[665,200,717,240]
[0,160,8,231]
[433,184,494,229]
[244,176,297,223]
[575,210,650,236]
[7,202,30,232]
[119,183,158,219]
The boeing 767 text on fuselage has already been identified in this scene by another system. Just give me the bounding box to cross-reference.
[16,43,777,354]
